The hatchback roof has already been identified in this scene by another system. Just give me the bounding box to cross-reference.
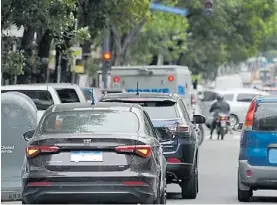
[255,95,277,103]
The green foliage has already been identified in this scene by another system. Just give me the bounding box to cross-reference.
[152,0,277,74]
[130,2,189,65]
[2,51,25,76]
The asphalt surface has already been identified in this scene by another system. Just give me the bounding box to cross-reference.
[167,130,277,204]
[2,131,277,204]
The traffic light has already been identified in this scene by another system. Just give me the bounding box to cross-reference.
[103,51,112,61]
[204,0,213,16]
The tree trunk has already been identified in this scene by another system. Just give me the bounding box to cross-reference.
[111,19,146,66]
[18,26,36,84]
[37,29,52,83]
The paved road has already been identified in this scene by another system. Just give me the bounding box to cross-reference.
[167,131,277,204]
[3,132,276,204]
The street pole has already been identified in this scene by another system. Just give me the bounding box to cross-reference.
[72,18,79,84]
[102,28,110,89]
[57,53,62,83]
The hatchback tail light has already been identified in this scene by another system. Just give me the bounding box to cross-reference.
[26,146,59,158]
[115,145,152,158]
[244,100,257,129]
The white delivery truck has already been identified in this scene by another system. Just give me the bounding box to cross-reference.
[110,65,193,117]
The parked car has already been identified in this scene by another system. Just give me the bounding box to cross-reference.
[21,102,167,204]
[200,88,269,128]
[100,92,206,199]
[1,83,86,122]
[234,95,277,202]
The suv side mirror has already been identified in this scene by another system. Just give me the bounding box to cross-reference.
[192,114,206,124]
[22,130,35,141]
[233,122,243,132]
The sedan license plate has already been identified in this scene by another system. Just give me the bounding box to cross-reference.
[71,151,103,162]
[268,149,277,164]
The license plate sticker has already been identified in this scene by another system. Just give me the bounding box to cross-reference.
[268,149,277,164]
[71,151,103,162]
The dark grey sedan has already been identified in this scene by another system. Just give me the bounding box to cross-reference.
[21,102,167,204]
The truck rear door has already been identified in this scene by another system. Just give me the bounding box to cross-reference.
[111,68,176,93]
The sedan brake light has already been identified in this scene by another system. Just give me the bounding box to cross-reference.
[26,146,59,158]
[115,145,152,158]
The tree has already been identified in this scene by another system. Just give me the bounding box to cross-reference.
[173,0,277,75]
[108,0,152,65]
[129,8,189,65]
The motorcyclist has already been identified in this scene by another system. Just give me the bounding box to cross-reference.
[209,94,230,139]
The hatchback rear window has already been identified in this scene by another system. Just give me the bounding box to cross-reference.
[56,89,80,103]
[1,90,53,110]
[253,103,277,131]
[40,110,139,134]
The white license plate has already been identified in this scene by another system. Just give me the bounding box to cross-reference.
[220,121,226,126]
[269,149,277,164]
[71,151,103,162]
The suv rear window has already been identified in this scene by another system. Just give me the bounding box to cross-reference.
[139,101,179,120]
[237,93,259,102]
[253,103,277,131]
[41,110,139,134]
[1,90,53,110]
[56,89,80,103]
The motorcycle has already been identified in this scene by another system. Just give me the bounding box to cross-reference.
[216,113,229,140]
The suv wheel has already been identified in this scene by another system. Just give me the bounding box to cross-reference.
[181,166,198,199]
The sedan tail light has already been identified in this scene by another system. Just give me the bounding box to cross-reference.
[26,146,59,158]
[115,145,152,158]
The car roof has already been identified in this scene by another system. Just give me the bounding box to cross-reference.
[1,83,78,90]
[209,88,269,95]
[255,95,277,103]
[101,92,179,100]
[49,102,143,113]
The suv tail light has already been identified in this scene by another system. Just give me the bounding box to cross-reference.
[115,145,152,158]
[165,124,191,136]
[26,146,59,158]
[244,100,257,129]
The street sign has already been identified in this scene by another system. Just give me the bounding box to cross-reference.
[150,3,189,16]
[71,47,82,59]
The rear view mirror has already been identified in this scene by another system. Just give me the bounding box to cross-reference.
[192,115,206,124]
[233,122,243,132]
[22,130,35,141]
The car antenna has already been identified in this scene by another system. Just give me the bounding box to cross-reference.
[136,81,139,95]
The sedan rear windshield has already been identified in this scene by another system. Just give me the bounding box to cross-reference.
[253,103,277,131]
[40,110,139,134]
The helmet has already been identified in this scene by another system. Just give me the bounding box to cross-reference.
[216,94,224,101]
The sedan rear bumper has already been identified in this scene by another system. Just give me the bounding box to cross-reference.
[22,182,155,204]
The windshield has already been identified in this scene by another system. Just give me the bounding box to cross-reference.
[40,110,139,134]
[253,103,277,131]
